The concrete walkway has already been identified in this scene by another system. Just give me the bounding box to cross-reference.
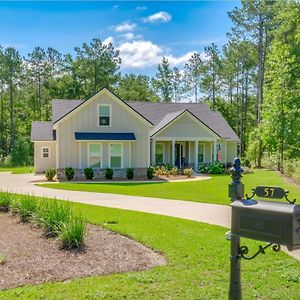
[0,172,299,260]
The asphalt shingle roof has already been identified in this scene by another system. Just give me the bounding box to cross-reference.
[32,98,239,142]
[31,122,55,141]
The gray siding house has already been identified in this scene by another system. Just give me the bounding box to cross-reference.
[31,88,239,177]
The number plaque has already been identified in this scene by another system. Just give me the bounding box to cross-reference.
[246,186,296,204]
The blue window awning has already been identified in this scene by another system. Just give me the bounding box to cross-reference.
[75,132,136,141]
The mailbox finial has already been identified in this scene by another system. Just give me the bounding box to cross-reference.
[230,157,244,185]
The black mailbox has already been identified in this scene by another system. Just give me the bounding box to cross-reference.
[231,199,300,251]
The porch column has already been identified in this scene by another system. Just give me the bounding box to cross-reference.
[224,141,227,163]
[213,139,217,161]
[151,139,156,165]
[171,140,175,166]
[194,140,198,172]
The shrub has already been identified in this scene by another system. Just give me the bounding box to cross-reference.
[59,216,86,249]
[105,168,113,180]
[284,163,295,177]
[65,167,75,181]
[18,195,38,222]
[0,253,6,265]
[199,162,225,174]
[84,167,94,180]
[170,167,179,176]
[183,168,194,177]
[45,168,56,181]
[147,166,154,179]
[126,168,134,180]
[0,192,12,212]
[241,158,251,168]
[37,200,72,237]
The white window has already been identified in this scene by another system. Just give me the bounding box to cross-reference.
[98,105,111,126]
[88,144,102,168]
[155,143,164,164]
[198,143,204,163]
[41,147,50,158]
[110,144,122,168]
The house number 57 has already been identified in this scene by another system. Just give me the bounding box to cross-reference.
[264,187,275,198]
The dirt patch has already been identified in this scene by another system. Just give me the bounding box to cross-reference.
[0,213,166,290]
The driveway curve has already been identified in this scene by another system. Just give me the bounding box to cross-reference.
[0,172,299,260]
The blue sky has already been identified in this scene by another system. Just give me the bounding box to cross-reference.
[0,1,239,75]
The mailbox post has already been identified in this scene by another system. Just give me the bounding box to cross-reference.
[228,158,299,300]
[228,158,244,300]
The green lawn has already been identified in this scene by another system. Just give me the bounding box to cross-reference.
[0,166,33,174]
[0,199,300,299]
[40,169,300,205]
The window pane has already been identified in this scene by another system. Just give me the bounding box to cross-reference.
[99,105,110,116]
[155,143,163,155]
[90,144,101,156]
[156,154,163,164]
[99,116,110,126]
[110,144,121,156]
[111,156,121,168]
[89,157,101,168]
[42,148,49,158]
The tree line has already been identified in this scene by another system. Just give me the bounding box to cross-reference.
[0,0,299,170]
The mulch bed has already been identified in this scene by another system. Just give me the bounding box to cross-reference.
[0,213,166,290]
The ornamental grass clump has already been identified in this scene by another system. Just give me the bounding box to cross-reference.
[37,200,72,237]
[18,195,38,222]
[0,191,12,212]
[59,215,86,249]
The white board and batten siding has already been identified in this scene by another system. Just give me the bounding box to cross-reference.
[34,141,56,173]
[56,92,151,169]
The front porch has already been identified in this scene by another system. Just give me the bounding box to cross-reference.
[151,139,221,172]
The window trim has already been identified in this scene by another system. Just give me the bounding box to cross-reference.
[97,104,112,127]
[155,142,164,164]
[87,143,103,169]
[198,142,205,163]
[109,143,123,168]
[41,147,50,159]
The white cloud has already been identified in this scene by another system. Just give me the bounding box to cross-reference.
[122,32,143,41]
[115,21,137,32]
[103,36,115,45]
[166,52,194,66]
[143,11,172,23]
[118,39,193,69]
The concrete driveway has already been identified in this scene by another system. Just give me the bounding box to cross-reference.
[0,172,299,260]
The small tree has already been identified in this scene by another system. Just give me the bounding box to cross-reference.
[11,137,30,166]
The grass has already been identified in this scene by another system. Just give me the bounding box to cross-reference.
[0,166,33,174]
[0,199,299,299]
[1,193,86,248]
[40,169,300,205]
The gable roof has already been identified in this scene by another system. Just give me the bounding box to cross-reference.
[32,90,240,142]
[150,109,221,138]
[127,102,239,142]
[31,122,56,141]
[52,88,153,127]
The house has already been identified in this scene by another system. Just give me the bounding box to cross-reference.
[31,88,239,178]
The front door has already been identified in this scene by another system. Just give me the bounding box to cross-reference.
[175,143,183,168]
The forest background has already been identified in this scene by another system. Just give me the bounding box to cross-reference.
[0,0,299,173]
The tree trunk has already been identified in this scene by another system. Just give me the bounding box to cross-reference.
[257,15,264,167]
[0,89,4,156]
[9,77,14,151]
